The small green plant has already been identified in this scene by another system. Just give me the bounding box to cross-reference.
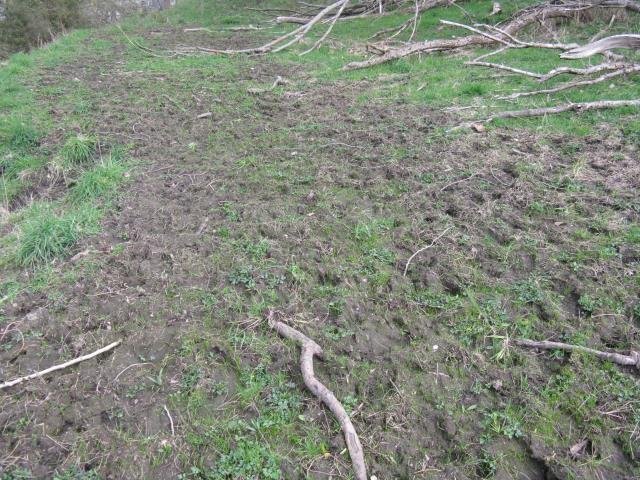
[220,202,240,221]
[16,203,100,266]
[1,468,33,480]
[228,265,256,290]
[209,440,280,479]
[181,365,203,393]
[60,134,97,164]
[482,407,523,440]
[578,293,600,315]
[242,238,269,260]
[323,325,354,341]
[53,467,101,480]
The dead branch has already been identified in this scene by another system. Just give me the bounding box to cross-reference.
[0,340,122,391]
[467,60,543,79]
[499,64,640,99]
[514,338,640,369]
[539,62,631,81]
[344,0,640,70]
[465,99,640,126]
[267,312,367,480]
[561,34,640,58]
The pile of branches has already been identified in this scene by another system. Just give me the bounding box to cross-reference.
[185,0,640,122]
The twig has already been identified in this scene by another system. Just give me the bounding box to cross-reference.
[268,311,367,480]
[467,60,543,79]
[0,340,122,391]
[163,404,175,436]
[439,172,478,192]
[513,338,640,369]
[403,226,452,277]
[113,362,152,382]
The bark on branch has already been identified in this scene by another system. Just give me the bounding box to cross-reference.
[0,340,122,391]
[514,338,640,369]
[267,312,367,480]
[344,0,640,70]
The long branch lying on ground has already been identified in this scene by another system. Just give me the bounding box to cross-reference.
[514,338,640,369]
[267,310,368,480]
[0,340,122,390]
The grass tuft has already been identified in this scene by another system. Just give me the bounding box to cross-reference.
[16,203,101,266]
[60,134,97,165]
[69,155,127,204]
[1,119,41,151]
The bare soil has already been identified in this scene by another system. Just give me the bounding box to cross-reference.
[1,22,639,480]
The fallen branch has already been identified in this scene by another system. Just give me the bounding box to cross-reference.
[0,340,122,391]
[268,312,367,480]
[514,338,640,369]
[499,64,640,99]
[470,99,640,125]
[344,0,640,70]
[561,33,640,58]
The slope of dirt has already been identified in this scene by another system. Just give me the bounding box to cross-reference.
[1,12,639,480]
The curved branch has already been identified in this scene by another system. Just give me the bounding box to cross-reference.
[268,313,367,480]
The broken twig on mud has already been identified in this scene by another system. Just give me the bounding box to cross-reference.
[0,340,122,391]
[513,338,640,369]
[403,226,452,277]
[267,311,368,480]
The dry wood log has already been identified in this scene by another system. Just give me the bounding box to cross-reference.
[561,34,640,58]
[514,338,640,369]
[267,312,367,480]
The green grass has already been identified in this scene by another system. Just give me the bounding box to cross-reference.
[15,203,101,266]
[69,153,128,204]
[60,134,97,165]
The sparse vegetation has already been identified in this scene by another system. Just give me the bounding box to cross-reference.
[1,1,639,479]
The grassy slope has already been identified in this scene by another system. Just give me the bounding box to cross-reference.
[1,1,640,479]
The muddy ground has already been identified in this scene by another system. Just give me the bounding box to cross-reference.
[1,12,640,480]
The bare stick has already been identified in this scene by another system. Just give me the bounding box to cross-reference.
[268,312,367,480]
[467,60,543,79]
[499,65,640,99]
[163,404,176,436]
[113,362,152,382]
[472,99,640,125]
[403,226,452,276]
[514,338,640,369]
[0,340,122,391]
[539,62,630,81]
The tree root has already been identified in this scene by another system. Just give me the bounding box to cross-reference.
[513,338,640,369]
[267,311,367,480]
